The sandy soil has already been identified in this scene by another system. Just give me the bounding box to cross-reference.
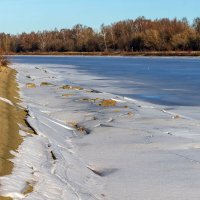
[0,66,27,200]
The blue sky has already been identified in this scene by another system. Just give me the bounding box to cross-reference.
[0,0,199,34]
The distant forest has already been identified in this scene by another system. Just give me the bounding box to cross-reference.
[1,17,200,53]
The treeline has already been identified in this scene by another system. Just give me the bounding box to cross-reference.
[1,17,200,53]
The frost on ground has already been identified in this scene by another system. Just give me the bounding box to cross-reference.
[1,63,200,200]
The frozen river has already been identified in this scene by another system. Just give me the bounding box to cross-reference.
[11,56,200,106]
[1,55,200,200]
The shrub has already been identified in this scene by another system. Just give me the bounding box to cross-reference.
[0,55,9,67]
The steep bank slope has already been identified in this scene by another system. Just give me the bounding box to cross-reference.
[0,66,27,200]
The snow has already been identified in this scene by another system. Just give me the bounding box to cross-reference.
[0,97,14,106]
[1,61,200,200]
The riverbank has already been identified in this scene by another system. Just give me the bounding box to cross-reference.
[0,66,28,200]
[1,61,200,199]
[6,51,200,57]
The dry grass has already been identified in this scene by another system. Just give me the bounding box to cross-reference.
[127,112,134,116]
[26,83,36,88]
[0,65,28,200]
[113,110,120,112]
[99,99,117,107]
[62,94,75,97]
[80,98,100,103]
[23,182,34,195]
[0,55,9,67]
[9,51,200,57]
[0,66,8,72]
[60,85,83,90]
[173,115,181,119]
[68,122,90,134]
[40,82,53,86]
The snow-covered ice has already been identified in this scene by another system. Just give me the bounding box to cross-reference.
[1,61,200,200]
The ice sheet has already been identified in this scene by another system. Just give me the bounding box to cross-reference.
[1,62,200,200]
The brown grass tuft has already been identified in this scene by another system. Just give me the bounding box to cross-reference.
[60,85,83,90]
[40,82,53,86]
[69,122,90,134]
[62,94,75,97]
[26,83,36,88]
[99,99,117,107]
